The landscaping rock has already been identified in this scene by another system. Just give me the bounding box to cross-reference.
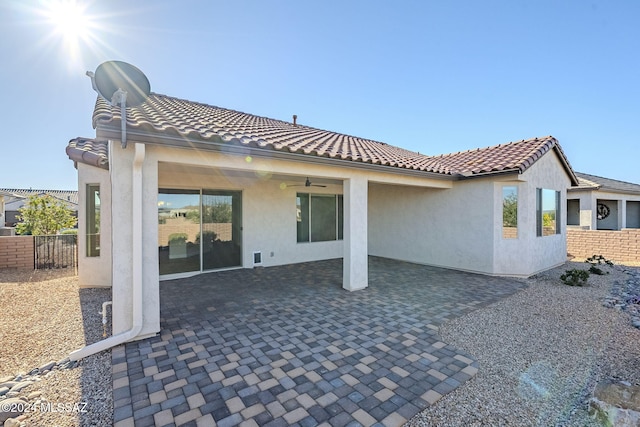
[0,388,8,397]
[8,381,32,393]
[3,418,21,427]
[38,361,56,373]
[589,380,640,427]
[0,397,27,423]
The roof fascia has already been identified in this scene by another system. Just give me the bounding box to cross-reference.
[551,145,579,186]
[567,186,599,193]
[594,187,640,196]
[455,168,522,180]
[96,127,455,182]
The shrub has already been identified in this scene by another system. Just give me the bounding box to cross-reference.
[589,265,608,275]
[586,255,614,266]
[560,269,590,286]
[168,233,188,244]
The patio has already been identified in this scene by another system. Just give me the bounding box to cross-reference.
[111,257,528,427]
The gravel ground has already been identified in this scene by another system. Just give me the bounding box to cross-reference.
[2,261,639,427]
[0,269,112,427]
[407,261,640,427]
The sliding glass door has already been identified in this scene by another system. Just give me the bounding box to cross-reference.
[158,189,242,276]
[158,190,201,275]
[202,190,242,270]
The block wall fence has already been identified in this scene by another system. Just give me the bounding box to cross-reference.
[567,228,640,263]
[0,236,34,269]
[3,230,638,270]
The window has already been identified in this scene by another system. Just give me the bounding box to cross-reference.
[536,188,561,236]
[502,186,518,239]
[297,193,344,242]
[86,184,100,257]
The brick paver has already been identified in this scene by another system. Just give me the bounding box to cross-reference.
[113,257,526,426]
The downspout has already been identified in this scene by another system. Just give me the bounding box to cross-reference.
[70,143,145,361]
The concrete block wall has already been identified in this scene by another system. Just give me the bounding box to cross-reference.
[567,228,640,263]
[0,236,34,269]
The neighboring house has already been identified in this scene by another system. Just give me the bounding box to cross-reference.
[66,92,578,342]
[567,172,640,230]
[0,189,78,228]
[0,190,9,228]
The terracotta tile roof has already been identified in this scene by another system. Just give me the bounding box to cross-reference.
[431,136,577,181]
[71,92,577,184]
[572,172,640,194]
[92,93,448,173]
[66,137,109,169]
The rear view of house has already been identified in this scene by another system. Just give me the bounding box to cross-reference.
[66,88,577,346]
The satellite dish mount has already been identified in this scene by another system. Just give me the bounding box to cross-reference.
[86,61,151,148]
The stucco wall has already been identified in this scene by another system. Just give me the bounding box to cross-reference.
[368,180,495,274]
[150,144,451,274]
[369,150,571,277]
[494,150,571,276]
[102,141,450,336]
[157,165,345,269]
[76,162,112,288]
[0,195,5,227]
[567,189,640,230]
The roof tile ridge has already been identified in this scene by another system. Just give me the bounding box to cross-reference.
[434,136,553,159]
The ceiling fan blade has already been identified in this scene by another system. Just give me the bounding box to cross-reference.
[285,177,327,188]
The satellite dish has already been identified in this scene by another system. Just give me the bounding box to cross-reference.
[92,61,150,106]
[86,60,151,148]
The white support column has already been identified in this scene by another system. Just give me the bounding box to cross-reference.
[343,177,368,291]
[620,200,627,229]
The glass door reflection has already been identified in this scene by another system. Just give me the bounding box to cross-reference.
[202,191,242,270]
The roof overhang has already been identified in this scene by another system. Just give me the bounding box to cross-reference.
[96,125,456,182]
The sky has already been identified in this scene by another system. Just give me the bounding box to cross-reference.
[0,0,638,191]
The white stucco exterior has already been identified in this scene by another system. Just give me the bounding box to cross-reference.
[496,150,571,275]
[73,133,575,343]
[99,139,454,336]
[0,195,5,226]
[76,162,112,288]
[369,150,571,277]
[567,188,640,230]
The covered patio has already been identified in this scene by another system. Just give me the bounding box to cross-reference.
[112,258,527,427]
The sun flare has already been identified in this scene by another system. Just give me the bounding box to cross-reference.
[46,0,90,41]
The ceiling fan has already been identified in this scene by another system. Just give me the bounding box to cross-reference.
[287,177,327,188]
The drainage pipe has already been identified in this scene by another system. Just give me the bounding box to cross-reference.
[70,143,145,361]
[100,301,113,337]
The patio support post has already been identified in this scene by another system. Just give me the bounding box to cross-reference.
[343,176,368,291]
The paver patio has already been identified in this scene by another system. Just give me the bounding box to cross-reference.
[111,257,528,427]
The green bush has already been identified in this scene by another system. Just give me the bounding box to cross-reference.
[588,265,608,275]
[168,233,188,244]
[586,255,614,266]
[560,269,590,286]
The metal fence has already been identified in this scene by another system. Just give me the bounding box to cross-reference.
[34,234,78,270]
